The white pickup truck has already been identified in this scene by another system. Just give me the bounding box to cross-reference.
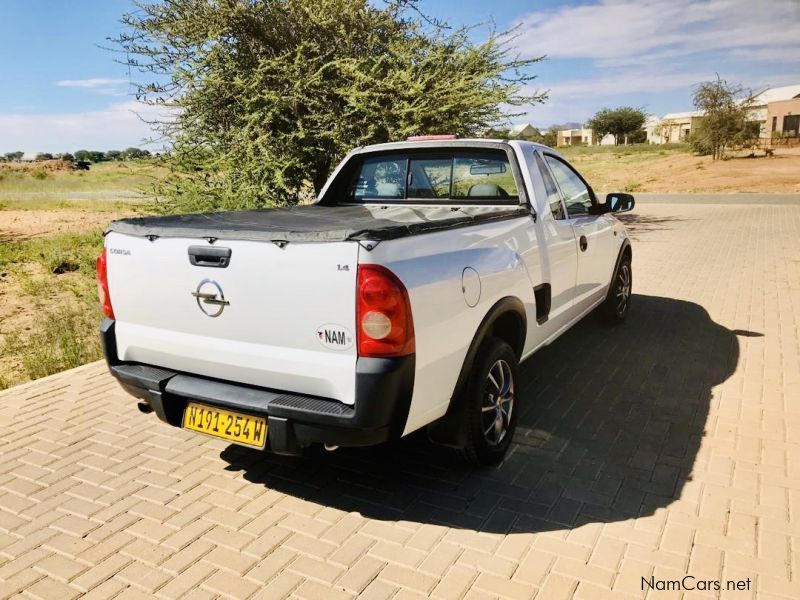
[98,138,634,465]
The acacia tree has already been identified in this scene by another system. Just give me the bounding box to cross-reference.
[690,77,756,160]
[586,107,648,145]
[114,0,546,210]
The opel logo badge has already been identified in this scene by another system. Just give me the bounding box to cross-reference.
[191,279,230,317]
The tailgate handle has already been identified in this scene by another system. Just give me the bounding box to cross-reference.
[188,246,232,268]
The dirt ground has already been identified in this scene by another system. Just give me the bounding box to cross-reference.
[566,146,800,194]
[0,209,119,242]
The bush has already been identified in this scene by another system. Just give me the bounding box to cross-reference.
[689,127,715,156]
[10,307,102,382]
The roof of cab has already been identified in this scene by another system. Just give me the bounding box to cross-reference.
[353,138,555,155]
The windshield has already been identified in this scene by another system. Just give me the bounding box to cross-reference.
[347,150,519,204]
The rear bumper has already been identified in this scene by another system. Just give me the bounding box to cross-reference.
[101,319,414,455]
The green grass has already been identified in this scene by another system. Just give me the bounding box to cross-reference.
[0,231,104,275]
[0,232,105,390]
[0,160,166,195]
[623,181,643,192]
[559,142,690,157]
[0,196,148,212]
[1,306,102,384]
[559,143,690,169]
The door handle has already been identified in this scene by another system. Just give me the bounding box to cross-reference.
[579,235,588,252]
[188,245,232,268]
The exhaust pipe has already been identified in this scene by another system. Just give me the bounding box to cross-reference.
[137,401,154,414]
[324,444,339,452]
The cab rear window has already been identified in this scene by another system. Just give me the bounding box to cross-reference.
[348,151,519,203]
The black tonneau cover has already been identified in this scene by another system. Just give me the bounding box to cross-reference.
[107,204,530,243]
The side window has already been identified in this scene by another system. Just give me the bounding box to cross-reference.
[544,155,593,218]
[533,152,565,220]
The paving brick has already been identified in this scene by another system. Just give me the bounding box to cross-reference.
[72,554,133,593]
[81,578,129,600]
[201,544,257,576]
[287,554,345,584]
[249,570,303,599]
[379,563,439,594]
[156,561,216,598]
[336,554,385,593]
[201,568,261,599]
[160,538,215,576]
[114,559,171,593]
[32,552,87,583]
[293,580,355,600]
[358,578,398,600]
[431,565,478,600]
[24,576,82,600]
[328,533,374,568]
[474,572,535,600]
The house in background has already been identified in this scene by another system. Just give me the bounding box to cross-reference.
[509,123,541,138]
[557,127,595,146]
[556,127,640,147]
[750,84,800,136]
[645,115,663,144]
[756,84,800,138]
[658,111,704,143]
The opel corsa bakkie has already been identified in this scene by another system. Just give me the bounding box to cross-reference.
[98,139,634,465]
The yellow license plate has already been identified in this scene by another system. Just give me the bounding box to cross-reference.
[183,402,267,448]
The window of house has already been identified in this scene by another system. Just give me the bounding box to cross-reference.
[772,116,778,132]
[783,115,800,136]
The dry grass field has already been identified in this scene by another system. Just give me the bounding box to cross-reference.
[0,146,798,389]
[560,143,800,194]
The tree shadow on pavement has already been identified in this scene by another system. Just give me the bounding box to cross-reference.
[220,294,740,534]
[616,213,685,239]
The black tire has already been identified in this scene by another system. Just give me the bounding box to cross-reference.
[601,254,632,323]
[459,337,519,466]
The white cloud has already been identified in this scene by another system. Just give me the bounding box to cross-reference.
[514,0,800,66]
[56,78,129,89]
[544,69,715,99]
[55,77,130,96]
[506,0,800,126]
[0,101,171,153]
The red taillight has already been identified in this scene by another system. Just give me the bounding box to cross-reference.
[357,265,414,357]
[96,249,115,319]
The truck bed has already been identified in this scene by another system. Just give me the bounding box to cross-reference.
[107,204,529,242]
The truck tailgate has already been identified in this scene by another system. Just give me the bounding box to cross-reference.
[105,232,359,404]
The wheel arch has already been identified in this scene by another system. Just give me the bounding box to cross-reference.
[606,237,632,291]
[427,296,526,448]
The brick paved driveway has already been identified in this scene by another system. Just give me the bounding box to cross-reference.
[1,200,799,599]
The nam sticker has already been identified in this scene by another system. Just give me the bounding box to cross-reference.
[315,324,354,351]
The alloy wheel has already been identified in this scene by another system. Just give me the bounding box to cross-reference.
[616,263,631,316]
[481,359,515,446]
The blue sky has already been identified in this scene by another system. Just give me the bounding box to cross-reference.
[1,0,799,152]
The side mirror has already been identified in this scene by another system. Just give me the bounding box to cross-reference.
[605,192,635,213]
